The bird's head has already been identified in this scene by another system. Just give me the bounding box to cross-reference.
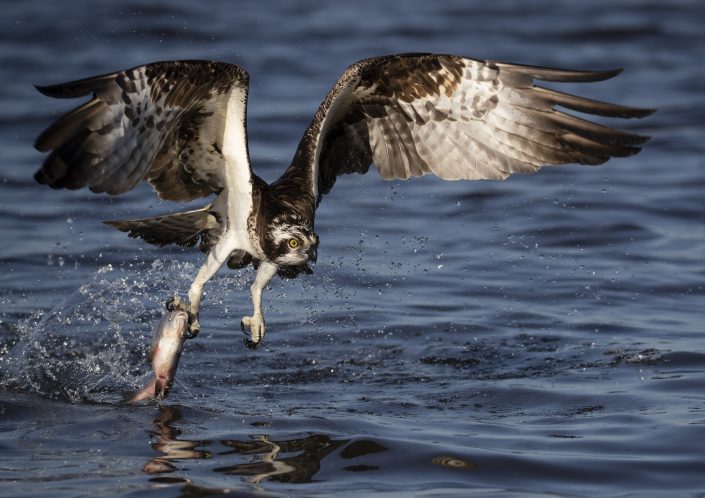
[267,215,318,266]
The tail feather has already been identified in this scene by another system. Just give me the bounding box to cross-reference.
[104,205,219,248]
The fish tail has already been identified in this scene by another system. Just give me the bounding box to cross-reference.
[155,376,172,401]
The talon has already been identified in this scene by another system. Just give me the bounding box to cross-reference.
[166,295,186,312]
[165,296,177,311]
[244,337,260,349]
[186,314,200,339]
[240,315,264,349]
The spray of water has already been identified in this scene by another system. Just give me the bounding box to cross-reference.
[0,259,206,404]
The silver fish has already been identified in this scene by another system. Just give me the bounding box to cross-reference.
[131,309,189,403]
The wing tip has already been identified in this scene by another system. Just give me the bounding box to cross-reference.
[33,137,51,152]
[34,83,79,99]
[497,62,627,83]
[34,129,57,152]
[34,83,55,97]
[554,67,623,82]
[33,168,50,186]
[631,134,652,145]
[633,108,657,119]
[34,72,115,99]
[603,67,623,79]
[613,107,657,119]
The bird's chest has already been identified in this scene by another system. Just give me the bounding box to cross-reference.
[242,184,277,262]
[245,210,267,260]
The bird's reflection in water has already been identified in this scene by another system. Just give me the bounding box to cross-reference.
[143,405,212,475]
[216,433,351,484]
[143,406,390,485]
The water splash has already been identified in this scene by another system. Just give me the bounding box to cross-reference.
[0,259,205,404]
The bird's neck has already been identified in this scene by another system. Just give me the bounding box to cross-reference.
[269,164,316,221]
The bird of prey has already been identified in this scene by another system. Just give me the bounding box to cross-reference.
[33,53,653,348]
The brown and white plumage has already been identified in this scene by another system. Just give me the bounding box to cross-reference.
[34,60,250,201]
[283,54,653,205]
[34,54,653,346]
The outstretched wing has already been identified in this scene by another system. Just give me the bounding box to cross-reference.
[34,60,250,201]
[288,54,654,205]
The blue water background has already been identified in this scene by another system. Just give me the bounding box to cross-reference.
[1,1,704,496]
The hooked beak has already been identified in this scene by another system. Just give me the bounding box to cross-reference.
[307,245,317,263]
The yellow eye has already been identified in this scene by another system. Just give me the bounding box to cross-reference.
[288,238,299,249]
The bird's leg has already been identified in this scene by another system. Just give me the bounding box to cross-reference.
[168,234,237,338]
[241,261,278,349]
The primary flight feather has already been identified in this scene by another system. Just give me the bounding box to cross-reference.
[34,53,654,347]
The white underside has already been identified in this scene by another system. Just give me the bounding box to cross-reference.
[219,86,256,255]
[186,86,259,317]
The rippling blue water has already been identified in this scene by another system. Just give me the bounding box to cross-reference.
[1,1,704,496]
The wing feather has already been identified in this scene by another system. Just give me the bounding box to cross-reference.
[287,53,654,205]
[529,86,653,119]
[34,60,250,201]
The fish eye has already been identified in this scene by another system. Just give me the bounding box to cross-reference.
[288,238,299,249]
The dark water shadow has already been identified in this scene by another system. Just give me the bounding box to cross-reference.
[215,433,350,484]
[143,405,394,488]
[143,405,212,475]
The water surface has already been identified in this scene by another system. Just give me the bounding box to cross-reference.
[1,1,704,497]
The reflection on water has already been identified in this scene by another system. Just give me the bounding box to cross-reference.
[2,0,703,494]
[217,434,347,484]
[144,406,389,485]
[144,406,212,475]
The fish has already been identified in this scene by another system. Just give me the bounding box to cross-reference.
[131,309,189,403]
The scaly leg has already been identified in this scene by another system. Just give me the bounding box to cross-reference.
[168,233,238,338]
[241,261,278,349]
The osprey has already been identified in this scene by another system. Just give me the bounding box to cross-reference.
[34,54,653,347]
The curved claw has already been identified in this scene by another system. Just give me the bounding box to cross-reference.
[186,313,200,339]
[166,296,199,339]
[241,317,258,349]
[166,295,188,312]
[240,315,264,349]
[165,296,178,312]
[243,337,259,349]
[185,323,200,339]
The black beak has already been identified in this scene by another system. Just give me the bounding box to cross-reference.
[307,246,317,263]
